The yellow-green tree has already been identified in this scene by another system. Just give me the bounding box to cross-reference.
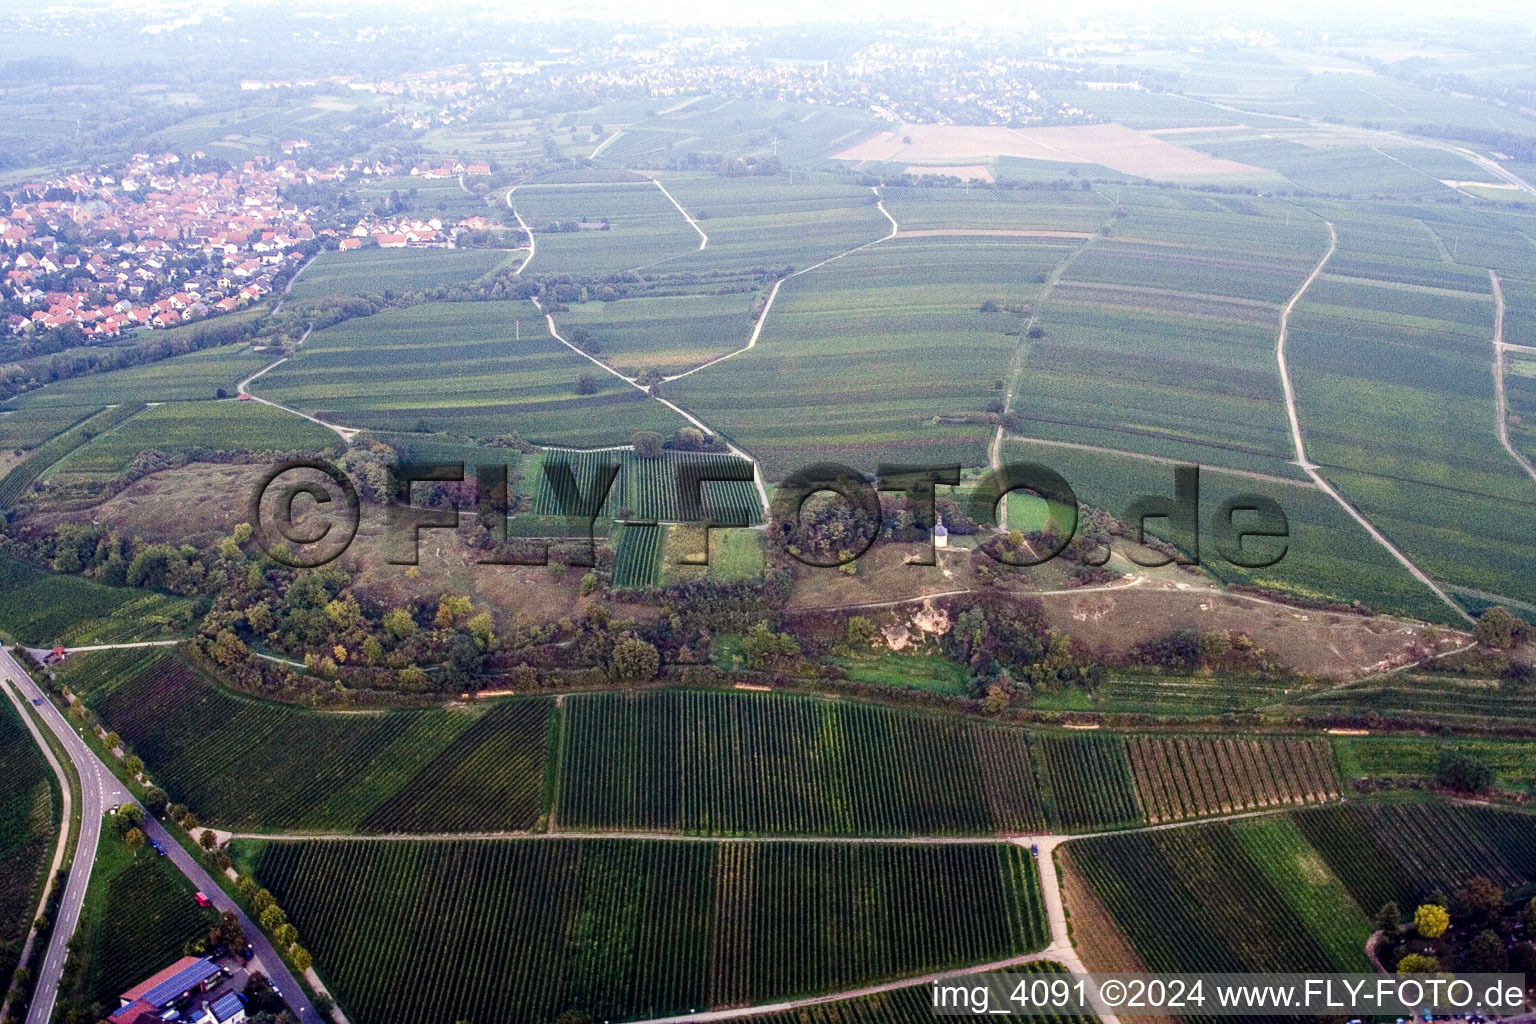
[1414,904,1450,939]
[1397,953,1441,975]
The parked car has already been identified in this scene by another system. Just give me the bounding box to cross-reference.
[194,892,213,908]
[151,841,165,857]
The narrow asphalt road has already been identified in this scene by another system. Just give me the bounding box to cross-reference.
[0,648,320,1024]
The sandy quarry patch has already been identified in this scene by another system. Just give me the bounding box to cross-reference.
[837,122,1265,178]
[903,164,995,182]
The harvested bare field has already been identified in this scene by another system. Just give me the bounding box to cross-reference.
[836,123,1267,178]
[903,163,995,182]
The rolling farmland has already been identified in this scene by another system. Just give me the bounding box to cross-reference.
[1009,196,1329,477]
[55,399,340,474]
[286,246,513,301]
[252,301,685,444]
[512,182,701,275]
[998,438,1454,622]
[244,837,1047,1024]
[556,689,1048,835]
[87,652,553,832]
[1126,736,1339,823]
[1287,204,1536,610]
[667,236,1072,477]
[649,175,892,269]
[879,186,1112,234]
[556,287,764,376]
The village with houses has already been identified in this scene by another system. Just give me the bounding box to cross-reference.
[0,151,501,344]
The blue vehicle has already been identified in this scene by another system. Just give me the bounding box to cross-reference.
[151,840,165,857]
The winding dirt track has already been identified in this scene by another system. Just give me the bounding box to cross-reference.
[1273,217,1470,623]
[1488,270,1536,484]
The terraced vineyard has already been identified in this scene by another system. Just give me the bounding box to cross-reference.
[611,522,664,588]
[244,837,1047,1024]
[1292,670,1536,734]
[1035,734,1142,831]
[0,695,57,977]
[1293,802,1536,914]
[56,399,340,474]
[1126,736,1339,823]
[88,653,553,832]
[556,690,1047,835]
[531,448,762,523]
[0,403,141,507]
[254,301,684,444]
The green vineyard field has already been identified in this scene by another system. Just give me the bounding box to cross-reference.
[1126,736,1339,823]
[245,837,1047,1024]
[531,448,763,524]
[556,689,1046,835]
[0,694,57,972]
[0,403,141,507]
[1035,734,1142,831]
[1068,819,1359,977]
[89,653,552,832]
[1293,802,1536,915]
[0,555,196,646]
[611,522,664,588]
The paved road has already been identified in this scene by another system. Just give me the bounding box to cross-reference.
[0,648,320,1024]
[2,648,129,1024]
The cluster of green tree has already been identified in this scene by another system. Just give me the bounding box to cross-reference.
[1124,626,1283,677]
[1376,881,1536,978]
[1433,748,1496,794]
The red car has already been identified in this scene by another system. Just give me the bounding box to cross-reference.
[194,892,213,908]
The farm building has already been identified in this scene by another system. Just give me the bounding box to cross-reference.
[933,522,949,548]
[110,956,221,1022]
[199,992,247,1024]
